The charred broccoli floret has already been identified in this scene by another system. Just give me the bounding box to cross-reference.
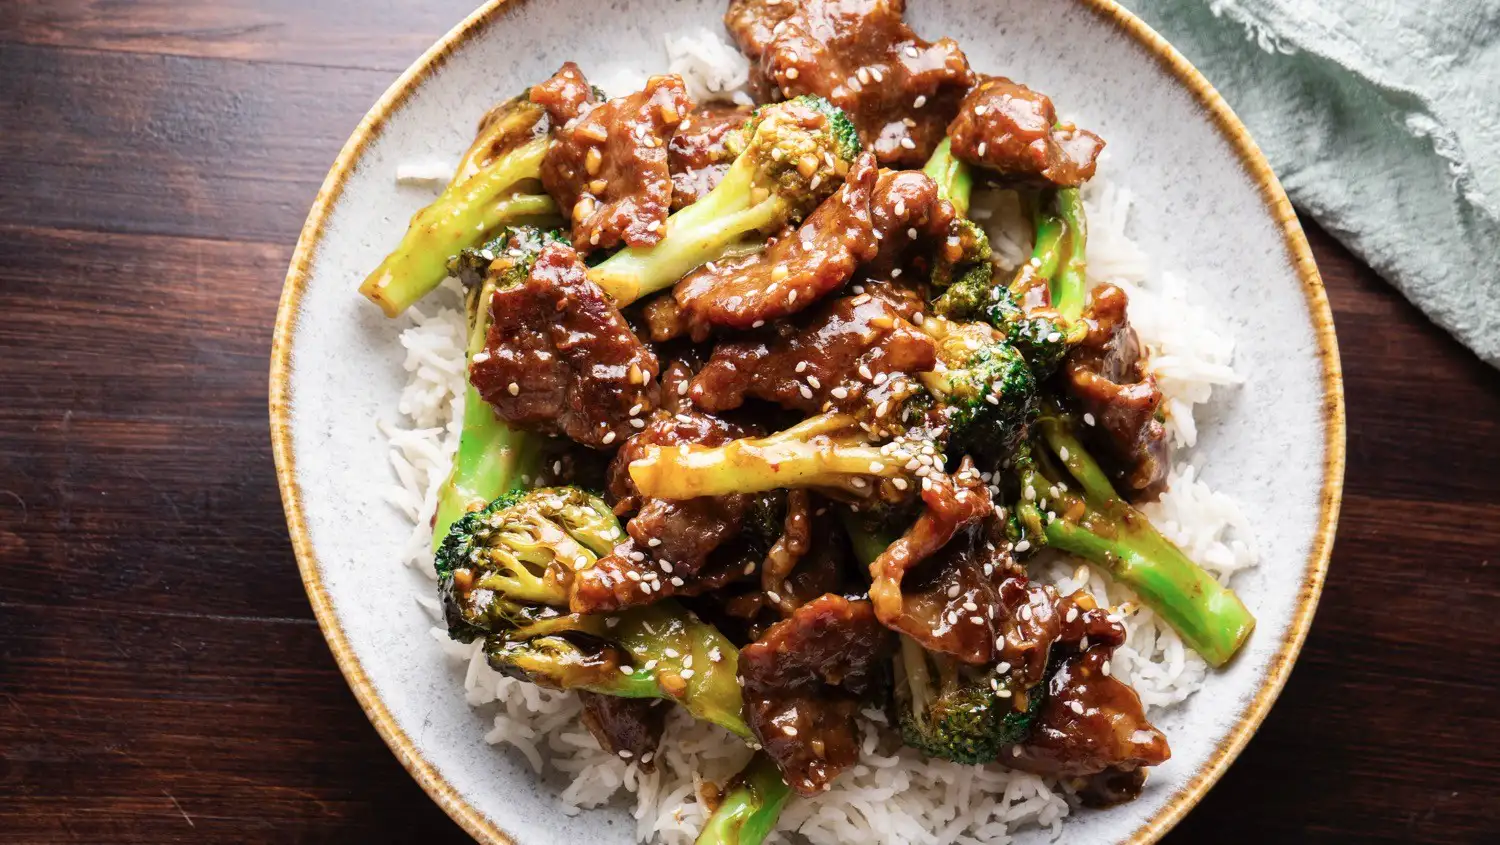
[435,487,622,640]
[360,93,560,317]
[1013,409,1255,667]
[588,95,861,305]
[894,637,1043,764]
[429,227,562,548]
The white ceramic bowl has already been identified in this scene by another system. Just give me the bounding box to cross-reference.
[271,1,1345,842]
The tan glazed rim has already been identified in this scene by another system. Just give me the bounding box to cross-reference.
[269,1,1346,843]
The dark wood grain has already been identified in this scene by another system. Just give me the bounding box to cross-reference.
[1,3,1498,843]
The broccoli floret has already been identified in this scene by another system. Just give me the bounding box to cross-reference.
[894,637,1043,764]
[1012,409,1256,667]
[429,227,560,548]
[486,600,752,739]
[360,93,561,317]
[983,287,1072,379]
[588,95,861,305]
[694,753,793,845]
[435,487,623,639]
[446,226,568,290]
[917,316,1038,457]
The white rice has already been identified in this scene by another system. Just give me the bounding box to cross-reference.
[379,29,1256,845]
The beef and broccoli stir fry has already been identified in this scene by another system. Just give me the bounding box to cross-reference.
[360,1,1255,840]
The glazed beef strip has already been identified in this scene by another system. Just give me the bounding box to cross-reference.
[469,243,660,449]
[689,291,937,416]
[1062,282,1171,500]
[738,594,895,795]
[568,409,759,613]
[947,75,1105,187]
[578,692,666,770]
[541,72,691,253]
[674,151,880,340]
[726,0,974,166]
[668,104,753,209]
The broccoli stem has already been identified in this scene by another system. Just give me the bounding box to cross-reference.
[431,278,541,550]
[628,413,902,499]
[588,154,788,306]
[613,604,752,739]
[360,137,556,317]
[922,137,973,217]
[1049,188,1088,323]
[694,753,794,845]
[1021,416,1255,667]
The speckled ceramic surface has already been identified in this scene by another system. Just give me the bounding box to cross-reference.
[270,1,1344,843]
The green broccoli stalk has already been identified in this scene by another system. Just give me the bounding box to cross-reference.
[488,601,751,739]
[588,95,861,305]
[1049,188,1089,323]
[429,228,561,549]
[934,189,1085,378]
[694,753,794,845]
[626,412,908,500]
[1015,410,1255,667]
[923,137,974,217]
[360,94,560,317]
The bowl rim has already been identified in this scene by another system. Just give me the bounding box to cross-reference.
[268,1,1346,842]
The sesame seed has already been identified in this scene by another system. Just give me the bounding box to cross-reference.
[894,199,906,217]
[947,585,962,599]
[1059,446,1070,461]
[670,576,684,586]
[807,375,821,389]
[799,384,813,399]
[963,601,979,612]
[647,537,661,548]
[913,95,927,108]
[850,477,868,489]
[1084,413,1096,426]
[507,382,520,396]
[905,45,920,58]
[974,105,988,116]
[1070,701,1085,715]
[831,386,849,399]
[677,380,689,396]
[602,431,617,445]
[998,688,1013,699]
[899,137,916,150]
[892,477,908,490]
[472,350,491,364]
[619,666,634,675]
[679,669,695,679]
[629,403,643,416]
[783,725,799,737]
[870,67,884,82]
[1102,660,1113,676]
[907,227,918,239]
[630,418,645,429]
[663,648,680,658]
[785,67,800,80]
[788,289,798,304]
[1014,540,1031,552]
[766,591,782,604]
[977,141,988,157]
[619,749,633,759]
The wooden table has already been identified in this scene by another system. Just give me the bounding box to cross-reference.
[2,2,1497,842]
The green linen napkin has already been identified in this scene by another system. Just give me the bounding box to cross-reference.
[1127,0,1500,366]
